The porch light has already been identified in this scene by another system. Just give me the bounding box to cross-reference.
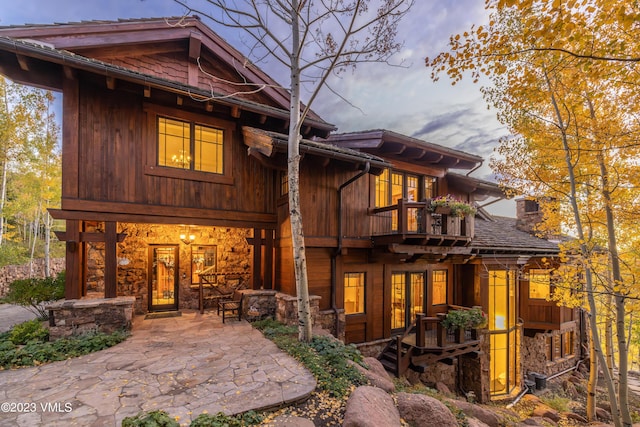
[180,226,196,245]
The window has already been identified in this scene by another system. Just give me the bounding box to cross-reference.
[432,270,448,305]
[280,171,289,196]
[524,199,540,213]
[563,331,574,356]
[344,273,365,315]
[529,269,551,299]
[547,331,575,361]
[191,245,217,284]
[374,168,437,207]
[158,116,224,174]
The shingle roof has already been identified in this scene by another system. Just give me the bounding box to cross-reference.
[471,216,560,254]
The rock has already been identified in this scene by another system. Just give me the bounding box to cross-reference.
[520,417,552,426]
[532,405,561,422]
[466,418,491,427]
[436,381,453,396]
[562,380,579,399]
[343,386,400,427]
[564,412,588,423]
[396,392,457,427]
[447,399,502,427]
[521,394,541,404]
[349,360,395,393]
[595,406,612,422]
[267,414,315,426]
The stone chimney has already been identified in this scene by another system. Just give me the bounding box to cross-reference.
[515,198,543,234]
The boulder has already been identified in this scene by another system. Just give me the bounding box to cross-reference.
[519,417,549,426]
[343,386,400,427]
[396,392,458,427]
[436,381,453,396]
[268,414,315,426]
[466,418,491,427]
[532,405,561,422]
[595,406,612,422]
[447,399,502,427]
[564,412,588,423]
[348,360,395,393]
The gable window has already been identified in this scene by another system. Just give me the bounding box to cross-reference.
[158,117,223,174]
[344,272,365,315]
[529,269,551,299]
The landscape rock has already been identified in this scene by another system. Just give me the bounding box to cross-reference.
[466,418,491,427]
[519,417,552,426]
[447,399,502,427]
[436,381,453,396]
[267,414,315,426]
[595,406,612,422]
[562,379,579,398]
[343,386,400,427]
[532,404,561,422]
[349,359,395,393]
[564,412,588,423]
[396,392,458,427]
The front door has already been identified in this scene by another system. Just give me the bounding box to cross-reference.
[391,272,426,332]
[149,245,179,312]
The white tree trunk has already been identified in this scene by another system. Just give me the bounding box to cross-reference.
[288,0,313,342]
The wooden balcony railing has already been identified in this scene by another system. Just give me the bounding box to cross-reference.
[379,306,482,376]
[369,199,475,246]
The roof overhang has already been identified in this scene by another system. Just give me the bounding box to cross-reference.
[447,173,505,199]
[328,129,483,170]
[0,35,335,137]
[242,126,390,174]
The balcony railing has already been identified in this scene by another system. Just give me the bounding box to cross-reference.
[379,306,482,376]
[369,199,475,246]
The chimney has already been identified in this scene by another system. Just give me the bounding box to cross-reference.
[515,198,543,234]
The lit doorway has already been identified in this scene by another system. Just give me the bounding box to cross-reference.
[149,245,179,312]
[391,272,426,332]
[488,269,520,397]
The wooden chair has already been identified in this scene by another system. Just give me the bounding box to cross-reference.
[217,291,243,323]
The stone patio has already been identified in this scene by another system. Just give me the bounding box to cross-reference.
[0,309,316,426]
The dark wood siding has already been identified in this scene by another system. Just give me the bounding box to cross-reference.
[71,80,276,221]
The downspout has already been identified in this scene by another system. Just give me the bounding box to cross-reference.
[466,160,483,176]
[331,162,371,332]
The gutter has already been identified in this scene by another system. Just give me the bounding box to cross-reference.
[331,163,371,332]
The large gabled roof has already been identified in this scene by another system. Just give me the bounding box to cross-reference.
[327,129,483,170]
[0,16,334,135]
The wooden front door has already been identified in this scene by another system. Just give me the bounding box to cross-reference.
[391,271,426,332]
[149,245,179,312]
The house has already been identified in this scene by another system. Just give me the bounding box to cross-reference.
[0,17,583,403]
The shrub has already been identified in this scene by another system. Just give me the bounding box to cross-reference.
[122,410,179,427]
[2,271,65,319]
[190,411,264,426]
[9,318,48,345]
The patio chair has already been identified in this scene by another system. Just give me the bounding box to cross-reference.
[217,291,243,323]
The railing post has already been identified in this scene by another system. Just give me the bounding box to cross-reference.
[397,199,405,234]
[436,313,446,347]
[416,313,425,347]
[396,335,403,375]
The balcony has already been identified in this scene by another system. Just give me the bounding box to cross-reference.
[370,199,475,247]
[378,308,482,376]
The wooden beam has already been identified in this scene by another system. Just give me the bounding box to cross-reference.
[188,32,202,60]
[64,220,83,300]
[54,230,127,243]
[205,101,213,112]
[252,228,262,290]
[63,66,75,80]
[230,106,241,118]
[104,221,118,298]
[106,76,116,90]
[177,95,183,106]
[16,54,29,71]
[258,115,267,124]
[143,86,151,98]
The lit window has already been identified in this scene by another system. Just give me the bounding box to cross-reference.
[374,169,437,207]
[432,270,447,305]
[424,176,436,199]
[375,169,389,208]
[191,245,217,284]
[563,331,574,357]
[344,273,365,315]
[158,117,223,174]
[529,269,551,299]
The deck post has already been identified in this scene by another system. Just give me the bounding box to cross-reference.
[436,313,447,347]
[416,313,425,347]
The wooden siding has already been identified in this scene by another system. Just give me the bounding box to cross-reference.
[70,80,276,223]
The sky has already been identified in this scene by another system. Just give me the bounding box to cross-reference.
[1,0,515,215]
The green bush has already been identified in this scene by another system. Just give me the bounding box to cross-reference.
[122,410,179,427]
[190,411,264,426]
[0,324,128,369]
[9,318,48,345]
[2,271,65,319]
[252,319,368,398]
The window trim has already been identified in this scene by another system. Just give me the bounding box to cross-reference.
[144,104,234,185]
[374,168,438,208]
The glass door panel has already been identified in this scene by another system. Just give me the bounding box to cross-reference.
[409,272,425,321]
[391,273,406,330]
[391,272,426,332]
[149,245,178,311]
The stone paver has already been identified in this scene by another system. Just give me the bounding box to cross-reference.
[0,310,316,426]
[0,304,37,332]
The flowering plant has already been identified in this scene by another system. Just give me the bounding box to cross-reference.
[441,307,487,331]
[429,194,477,217]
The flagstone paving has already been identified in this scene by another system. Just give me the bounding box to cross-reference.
[0,310,316,426]
[0,304,37,332]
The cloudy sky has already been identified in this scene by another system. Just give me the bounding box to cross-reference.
[1,0,514,215]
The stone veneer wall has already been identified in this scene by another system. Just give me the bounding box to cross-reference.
[46,296,135,340]
[0,258,65,298]
[522,325,580,377]
[459,329,489,403]
[84,223,252,313]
